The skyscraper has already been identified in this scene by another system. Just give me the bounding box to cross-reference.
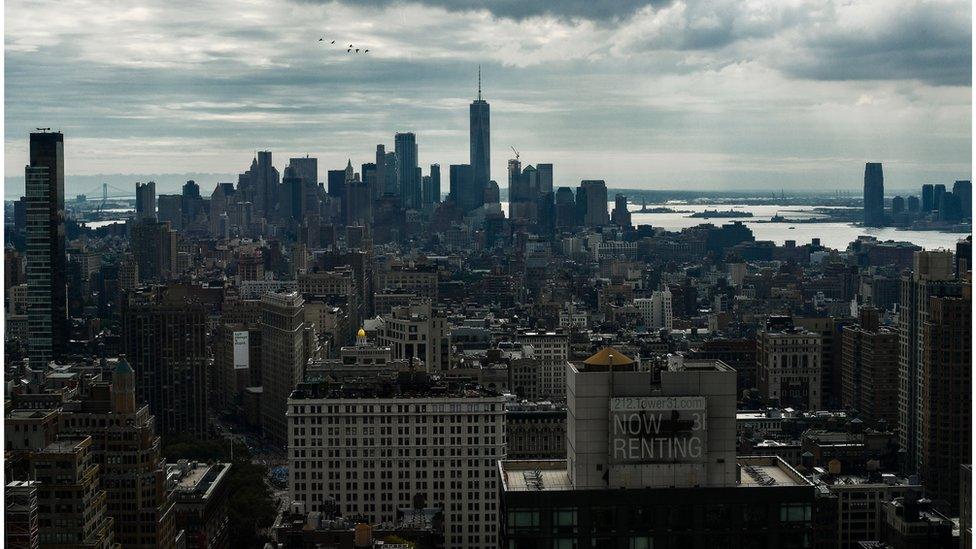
[395,132,420,209]
[863,162,885,227]
[922,184,934,212]
[256,150,279,218]
[953,180,971,218]
[383,151,398,196]
[136,181,157,220]
[260,292,310,445]
[933,184,946,214]
[470,67,490,201]
[536,163,553,195]
[288,156,318,187]
[428,163,441,204]
[449,164,473,210]
[919,292,971,512]
[25,130,68,372]
[611,193,632,228]
[899,250,962,474]
[555,187,577,231]
[580,180,610,227]
[122,286,209,438]
[374,144,386,200]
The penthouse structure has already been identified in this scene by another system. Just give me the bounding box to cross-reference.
[498,350,817,548]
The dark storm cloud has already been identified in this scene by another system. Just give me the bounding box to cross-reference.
[294,0,671,21]
[780,2,972,86]
[4,0,971,194]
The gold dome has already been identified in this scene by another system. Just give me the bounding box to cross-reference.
[357,328,367,338]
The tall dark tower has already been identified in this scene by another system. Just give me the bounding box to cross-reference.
[863,162,885,227]
[395,132,419,209]
[26,130,68,373]
[469,66,490,210]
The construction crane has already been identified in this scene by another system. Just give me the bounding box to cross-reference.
[510,146,519,161]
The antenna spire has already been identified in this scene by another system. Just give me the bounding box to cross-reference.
[478,65,482,100]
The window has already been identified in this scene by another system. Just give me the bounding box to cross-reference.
[507,510,540,531]
[553,508,578,534]
[779,504,811,523]
[629,537,653,549]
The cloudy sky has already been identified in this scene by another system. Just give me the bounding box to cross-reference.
[4,0,972,197]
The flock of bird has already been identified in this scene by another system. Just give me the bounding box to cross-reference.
[319,38,369,54]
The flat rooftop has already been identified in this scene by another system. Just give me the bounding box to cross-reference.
[500,456,811,492]
[499,460,572,492]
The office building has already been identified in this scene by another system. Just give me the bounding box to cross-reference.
[25,131,68,373]
[167,461,232,549]
[157,194,182,230]
[863,162,884,227]
[286,375,506,549]
[878,491,954,548]
[131,219,177,281]
[122,286,209,438]
[933,184,946,216]
[515,330,570,401]
[5,480,39,549]
[554,187,577,231]
[450,164,474,211]
[59,360,178,549]
[898,250,962,474]
[136,181,157,220]
[954,179,972,218]
[374,144,387,199]
[500,353,816,548]
[757,321,823,410]
[249,150,279,218]
[611,193,632,228]
[919,291,970,512]
[840,307,899,427]
[634,287,673,331]
[891,195,905,215]
[580,180,609,227]
[395,132,420,209]
[261,291,311,446]
[32,436,116,548]
[907,195,920,213]
[810,472,920,549]
[921,184,935,212]
[426,163,441,205]
[289,156,318,187]
[378,302,450,373]
[470,68,490,199]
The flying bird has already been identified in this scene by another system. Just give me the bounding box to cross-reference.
[364,49,369,53]
[347,48,351,52]
[331,40,335,44]
[355,48,360,52]
[318,38,323,41]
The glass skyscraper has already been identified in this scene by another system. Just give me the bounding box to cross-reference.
[395,132,419,209]
[26,131,68,373]
[469,68,490,211]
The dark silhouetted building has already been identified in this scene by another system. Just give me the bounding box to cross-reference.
[136,181,157,221]
[863,162,884,227]
[579,180,609,227]
[122,286,209,438]
[395,132,420,209]
[470,68,490,202]
[922,184,934,212]
[25,130,68,372]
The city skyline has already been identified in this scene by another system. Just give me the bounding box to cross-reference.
[4,0,972,197]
